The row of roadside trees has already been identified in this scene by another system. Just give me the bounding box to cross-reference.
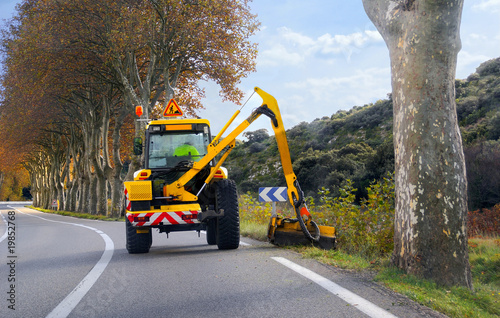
[0,0,259,216]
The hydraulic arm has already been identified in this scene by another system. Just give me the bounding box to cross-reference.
[168,87,334,246]
[169,88,303,205]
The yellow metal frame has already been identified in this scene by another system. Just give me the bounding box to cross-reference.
[129,87,336,247]
[268,217,336,240]
[251,88,300,207]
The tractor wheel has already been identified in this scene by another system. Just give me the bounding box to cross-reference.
[215,179,240,250]
[125,218,152,254]
[206,218,217,245]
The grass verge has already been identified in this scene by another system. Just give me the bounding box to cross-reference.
[240,220,268,241]
[376,265,500,318]
[294,246,376,270]
[240,221,500,318]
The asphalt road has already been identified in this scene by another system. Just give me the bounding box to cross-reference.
[0,204,447,318]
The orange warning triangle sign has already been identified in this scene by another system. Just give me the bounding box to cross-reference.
[163,99,183,117]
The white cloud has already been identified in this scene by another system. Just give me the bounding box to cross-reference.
[278,27,315,47]
[457,51,492,78]
[316,31,383,60]
[365,30,384,42]
[468,33,488,42]
[280,67,391,122]
[456,26,499,78]
[472,0,500,12]
[258,43,304,66]
[258,27,384,66]
[319,32,366,52]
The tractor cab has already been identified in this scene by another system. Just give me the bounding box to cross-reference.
[144,120,212,169]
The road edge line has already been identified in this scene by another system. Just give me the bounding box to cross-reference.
[0,212,8,243]
[9,206,115,318]
[271,256,398,318]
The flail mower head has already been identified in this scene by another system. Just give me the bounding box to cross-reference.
[267,206,336,250]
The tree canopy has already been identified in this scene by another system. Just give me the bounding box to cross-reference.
[0,0,259,215]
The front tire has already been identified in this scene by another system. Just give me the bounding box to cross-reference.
[215,179,240,250]
[126,218,152,254]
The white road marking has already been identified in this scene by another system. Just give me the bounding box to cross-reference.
[271,257,398,318]
[9,206,115,318]
[0,212,8,243]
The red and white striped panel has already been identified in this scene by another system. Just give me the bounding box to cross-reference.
[126,211,200,227]
[124,188,131,211]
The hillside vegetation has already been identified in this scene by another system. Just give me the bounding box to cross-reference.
[226,57,500,211]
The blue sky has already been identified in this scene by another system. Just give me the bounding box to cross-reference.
[2,0,499,135]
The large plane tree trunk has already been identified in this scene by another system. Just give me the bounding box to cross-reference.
[362,0,472,289]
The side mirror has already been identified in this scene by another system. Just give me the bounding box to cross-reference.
[133,137,143,155]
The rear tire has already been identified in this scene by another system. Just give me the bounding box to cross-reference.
[126,218,152,254]
[206,218,217,245]
[215,179,240,250]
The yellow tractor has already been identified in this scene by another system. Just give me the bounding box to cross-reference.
[124,87,335,253]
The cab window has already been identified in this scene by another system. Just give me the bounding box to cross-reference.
[148,131,210,169]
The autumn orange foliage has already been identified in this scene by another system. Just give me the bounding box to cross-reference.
[0,168,30,201]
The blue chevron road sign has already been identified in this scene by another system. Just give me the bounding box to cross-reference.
[258,187,288,202]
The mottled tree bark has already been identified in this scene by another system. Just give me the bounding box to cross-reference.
[109,109,127,217]
[362,0,472,288]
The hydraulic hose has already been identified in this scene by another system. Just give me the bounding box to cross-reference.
[290,181,320,243]
[294,206,320,243]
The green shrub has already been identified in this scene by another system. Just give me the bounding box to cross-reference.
[238,175,395,258]
[239,193,272,225]
[309,174,395,258]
